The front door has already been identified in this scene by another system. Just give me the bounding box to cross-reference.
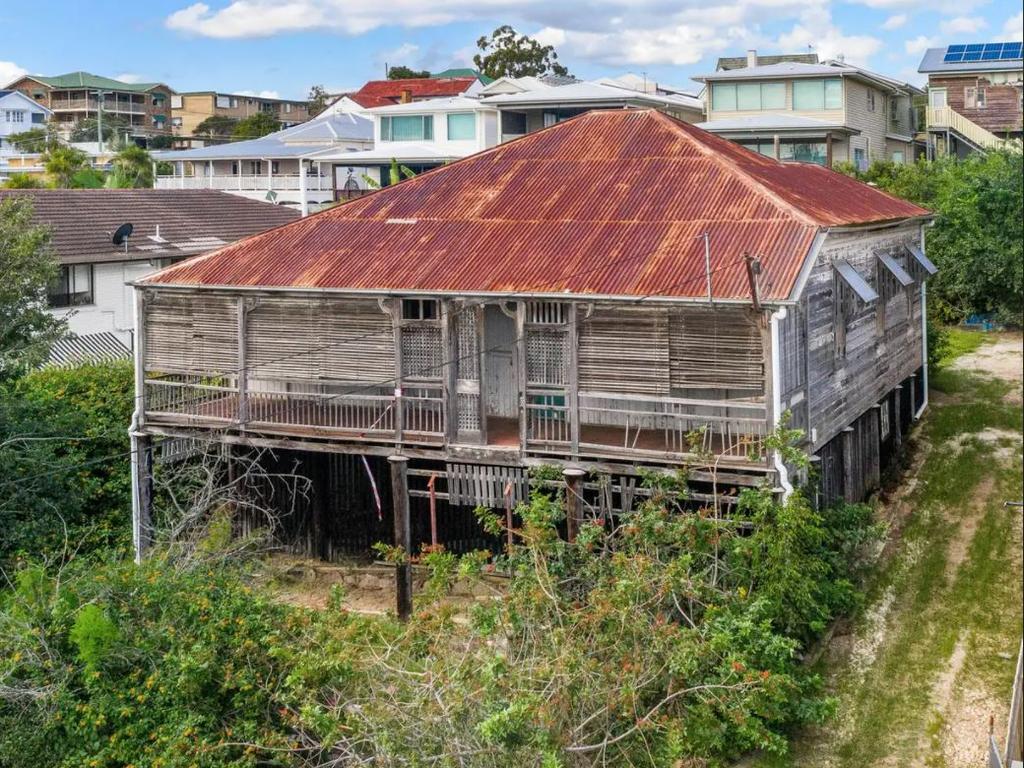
[929,88,947,108]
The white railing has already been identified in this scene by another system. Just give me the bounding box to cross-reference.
[155,174,330,192]
[926,106,1005,150]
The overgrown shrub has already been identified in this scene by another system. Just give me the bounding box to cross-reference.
[0,361,134,566]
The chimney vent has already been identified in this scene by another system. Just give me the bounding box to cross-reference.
[747,49,758,67]
[399,88,412,104]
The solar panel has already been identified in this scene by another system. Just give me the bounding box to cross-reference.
[943,41,1023,64]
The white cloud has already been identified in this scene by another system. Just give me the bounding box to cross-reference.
[940,16,986,35]
[235,89,282,98]
[904,35,938,55]
[376,42,421,67]
[776,7,881,65]
[0,60,27,87]
[1004,11,1023,39]
[115,73,146,84]
[881,14,907,30]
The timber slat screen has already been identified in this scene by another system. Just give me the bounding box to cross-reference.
[142,293,771,465]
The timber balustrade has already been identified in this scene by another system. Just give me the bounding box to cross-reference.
[144,373,767,463]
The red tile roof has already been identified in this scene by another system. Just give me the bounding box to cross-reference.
[144,110,930,302]
[349,77,478,108]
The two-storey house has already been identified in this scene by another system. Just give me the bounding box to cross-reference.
[0,89,51,159]
[918,42,1022,156]
[127,110,934,561]
[5,71,174,140]
[694,52,923,168]
[171,91,311,136]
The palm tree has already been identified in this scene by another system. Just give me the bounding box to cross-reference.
[42,145,89,189]
[107,145,154,188]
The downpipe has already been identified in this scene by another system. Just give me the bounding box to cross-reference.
[769,307,794,500]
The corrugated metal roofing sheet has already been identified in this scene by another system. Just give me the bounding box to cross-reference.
[47,332,131,367]
[349,77,478,108]
[143,109,930,302]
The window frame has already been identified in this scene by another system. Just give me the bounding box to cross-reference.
[380,114,434,142]
[401,298,439,321]
[446,111,476,141]
[47,264,94,308]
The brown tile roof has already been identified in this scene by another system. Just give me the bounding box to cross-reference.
[0,189,299,265]
[349,77,478,108]
[143,110,930,303]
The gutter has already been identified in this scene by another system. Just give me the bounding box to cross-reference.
[769,306,794,499]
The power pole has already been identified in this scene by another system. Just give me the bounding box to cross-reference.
[95,90,105,154]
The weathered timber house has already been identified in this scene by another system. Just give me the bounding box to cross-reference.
[129,109,933,559]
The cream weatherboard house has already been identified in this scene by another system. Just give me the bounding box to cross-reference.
[694,51,923,168]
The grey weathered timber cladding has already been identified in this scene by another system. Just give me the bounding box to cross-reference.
[247,297,396,383]
[145,293,238,375]
[803,222,924,451]
[579,307,670,395]
[668,307,764,392]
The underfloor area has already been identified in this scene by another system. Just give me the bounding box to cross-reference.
[748,330,1024,768]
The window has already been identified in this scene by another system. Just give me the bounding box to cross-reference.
[446,112,476,140]
[891,150,905,164]
[216,95,231,109]
[964,86,986,108]
[172,116,183,127]
[711,81,786,112]
[853,147,868,172]
[779,141,828,164]
[792,78,843,110]
[929,88,947,108]
[867,90,876,112]
[48,264,93,308]
[31,112,44,124]
[501,111,527,135]
[271,160,280,174]
[152,95,164,106]
[284,103,292,113]
[171,94,183,109]
[889,97,899,124]
[380,114,434,142]
[5,110,25,123]
[402,298,438,320]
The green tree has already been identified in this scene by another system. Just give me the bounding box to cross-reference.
[387,65,431,79]
[307,84,330,117]
[0,197,65,377]
[193,114,237,137]
[1,173,45,189]
[107,144,154,188]
[473,25,570,79]
[231,112,280,139]
[69,114,133,145]
[146,133,174,149]
[5,125,60,154]
[41,145,89,189]
[839,151,1023,323]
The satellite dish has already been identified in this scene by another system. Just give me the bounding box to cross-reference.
[112,222,134,246]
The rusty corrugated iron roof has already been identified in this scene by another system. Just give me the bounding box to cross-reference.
[349,77,479,108]
[143,109,930,301]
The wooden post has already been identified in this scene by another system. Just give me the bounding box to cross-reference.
[516,302,527,452]
[427,473,438,548]
[392,307,404,446]
[389,455,413,620]
[773,133,780,160]
[567,302,580,460]
[563,468,585,542]
[441,300,457,445]
[841,426,857,502]
[743,255,762,311]
[825,132,833,167]
[476,305,488,444]
[132,434,153,562]
[503,480,514,553]
[237,298,251,427]
[311,452,329,560]
[892,386,903,451]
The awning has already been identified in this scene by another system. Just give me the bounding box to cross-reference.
[833,258,878,303]
[905,244,937,275]
[878,252,914,286]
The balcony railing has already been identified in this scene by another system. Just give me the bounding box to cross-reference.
[154,173,331,192]
[50,98,147,114]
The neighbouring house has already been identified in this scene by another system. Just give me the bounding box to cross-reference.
[306,95,499,187]
[478,73,704,140]
[151,106,373,213]
[1,141,117,184]
[128,109,934,561]
[0,189,298,360]
[0,90,52,173]
[171,91,311,136]
[715,53,819,71]
[5,71,174,141]
[694,51,923,168]
[918,41,1023,156]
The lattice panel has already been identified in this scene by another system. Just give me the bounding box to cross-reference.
[456,310,479,380]
[526,328,567,386]
[401,325,442,380]
[457,392,481,432]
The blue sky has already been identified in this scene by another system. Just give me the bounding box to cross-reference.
[1,0,1021,99]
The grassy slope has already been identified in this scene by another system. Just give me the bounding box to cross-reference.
[754,329,1024,768]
